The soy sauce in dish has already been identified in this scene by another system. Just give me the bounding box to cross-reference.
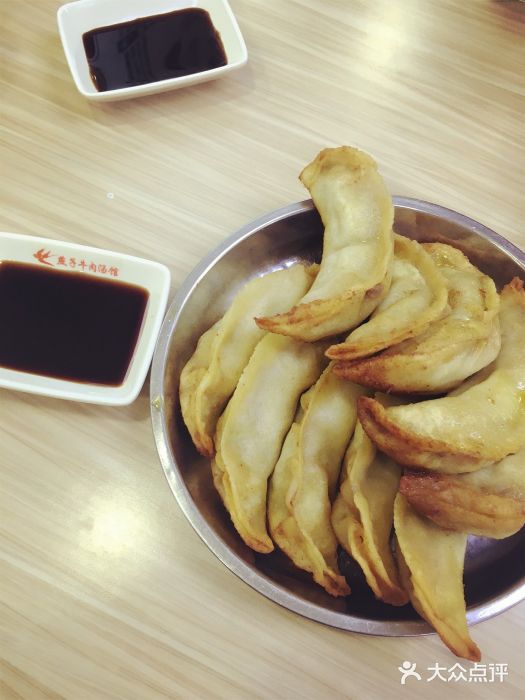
[83,8,227,92]
[0,262,149,386]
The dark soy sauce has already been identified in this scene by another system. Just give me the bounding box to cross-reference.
[0,262,149,385]
[83,8,227,92]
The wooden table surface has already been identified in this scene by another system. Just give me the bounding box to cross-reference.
[1,1,524,698]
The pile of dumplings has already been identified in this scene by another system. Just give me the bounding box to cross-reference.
[179,146,525,662]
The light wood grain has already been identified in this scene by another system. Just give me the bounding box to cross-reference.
[1,1,524,698]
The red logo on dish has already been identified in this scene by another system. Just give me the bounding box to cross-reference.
[33,248,54,266]
[32,248,119,276]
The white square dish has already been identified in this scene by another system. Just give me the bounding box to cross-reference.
[0,232,171,405]
[57,0,248,101]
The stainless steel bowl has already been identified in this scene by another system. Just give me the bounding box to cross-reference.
[150,198,525,636]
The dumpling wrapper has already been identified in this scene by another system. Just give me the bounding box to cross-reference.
[479,276,525,391]
[332,418,408,605]
[212,334,325,553]
[335,243,500,394]
[400,445,525,538]
[327,234,448,362]
[358,370,524,473]
[180,263,316,456]
[394,494,481,662]
[357,278,525,473]
[268,367,363,596]
[256,146,394,341]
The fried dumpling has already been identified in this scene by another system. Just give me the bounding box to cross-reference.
[331,419,408,605]
[256,147,394,341]
[485,276,525,389]
[179,318,222,456]
[268,367,364,596]
[212,334,325,553]
[394,494,480,662]
[335,243,500,394]
[400,445,525,539]
[357,278,525,473]
[180,264,316,456]
[358,371,524,473]
[327,234,448,362]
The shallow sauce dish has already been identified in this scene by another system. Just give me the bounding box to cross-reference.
[0,232,170,405]
[150,198,525,636]
[57,0,248,101]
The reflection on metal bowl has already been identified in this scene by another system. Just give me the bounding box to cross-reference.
[150,198,525,636]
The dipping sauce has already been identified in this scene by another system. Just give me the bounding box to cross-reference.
[0,262,149,385]
[82,8,227,92]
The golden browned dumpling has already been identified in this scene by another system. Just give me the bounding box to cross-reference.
[332,418,408,605]
[358,371,524,473]
[357,278,525,473]
[400,446,525,539]
[326,234,448,362]
[180,264,316,456]
[268,367,364,596]
[256,147,394,341]
[212,334,326,553]
[394,494,481,662]
[481,276,525,390]
[334,243,500,394]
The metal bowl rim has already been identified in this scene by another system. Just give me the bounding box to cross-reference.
[150,197,525,637]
